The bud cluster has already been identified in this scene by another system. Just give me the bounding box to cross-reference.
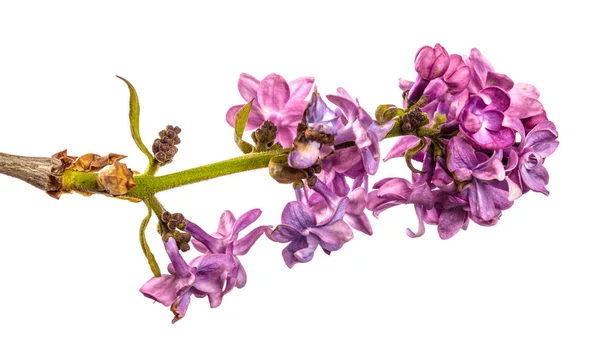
[251,120,278,150]
[152,125,181,164]
[160,211,190,251]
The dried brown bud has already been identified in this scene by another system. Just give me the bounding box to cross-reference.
[97,162,136,195]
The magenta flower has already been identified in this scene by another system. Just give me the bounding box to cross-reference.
[226,73,315,147]
[187,209,271,289]
[447,137,512,224]
[140,238,235,323]
[458,87,516,150]
[506,121,559,199]
[140,209,271,323]
[327,88,394,175]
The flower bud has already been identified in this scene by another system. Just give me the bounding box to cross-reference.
[152,125,181,164]
[443,54,471,94]
[415,44,450,80]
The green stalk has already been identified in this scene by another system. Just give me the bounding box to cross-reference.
[128,149,284,198]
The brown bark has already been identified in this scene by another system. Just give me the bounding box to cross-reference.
[0,152,63,193]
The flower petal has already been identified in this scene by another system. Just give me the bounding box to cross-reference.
[257,73,290,115]
[268,224,302,243]
[289,76,314,101]
[238,73,260,102]
[234,225,270,255]
[311,220,353,245]
[384,135,420,162]
[438,207,467,239]
[281,201,317,229]
[231,208,262,240]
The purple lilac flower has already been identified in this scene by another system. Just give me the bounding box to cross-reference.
[457,87,515,150]
[268,180,353,268]
[140,238,235,323]
[446,137,513,225]
[407,44,450,103]
[140,209,271,322]
[288,90,337,169]
[308,179,373,235]
[226,73,315,147]
[327,88,395,176]
[506,121,559,199]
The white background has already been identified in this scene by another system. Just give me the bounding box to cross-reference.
[0,1,598,350]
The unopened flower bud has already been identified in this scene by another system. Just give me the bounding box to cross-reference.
[415,43,450,80]
[251,120,278,151]
[443,54,471,94]
[153,125,182,164]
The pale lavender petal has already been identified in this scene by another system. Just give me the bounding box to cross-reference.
[288,76,315,101]
[506,173,523,201]
[234,225,270,255]
[164,238,191,278]
[506,91,544,120]
[399,78,414,91]
[276,126,296,148]
[361,147,378,175]
[485,71,514,91]
[472,158,505,181]
[288,140,320,169]
[346,187,366,215]
[522,121,559,152]
[191,239,209,254]
[438,207,467,240]
[384,135,420,162]
[282,237,314,268]
[235,259,247,288]
[469,181,500,221]
[466,48,494,92]
[238,73,260,102]
[311,220,354,245]
[279,99,307,126]
[226,104,265,130]
[407,182,434,209]
[294,235,320,263]
[345,212,373,235]
[231,209,262,239]
[375,177,412,201]
[281,201,317,229]
[521,165,550,195]
[447,137,478,171]
[140,274,192,306]
[217,210,236,238]
[269,224,302,243]
[328,94,359,120]
[406,205,426,238]
[257,74,290,115]
[186,221,221,254]
[170,291,192,323]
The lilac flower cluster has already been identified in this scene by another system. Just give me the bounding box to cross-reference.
[140,46,557,322]
[368,45,558,238]
[140,209,271,323]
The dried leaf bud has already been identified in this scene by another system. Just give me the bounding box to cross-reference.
[97,162,136,195]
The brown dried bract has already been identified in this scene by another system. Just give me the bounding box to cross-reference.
[97,162,137,196]
[72,153,127,172]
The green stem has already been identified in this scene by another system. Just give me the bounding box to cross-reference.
[62,123,427,201]
[128,149,284,198]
